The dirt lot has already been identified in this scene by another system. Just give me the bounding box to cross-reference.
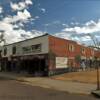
[52,69,100,84]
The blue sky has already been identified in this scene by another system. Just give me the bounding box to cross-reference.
[0,0,100,46]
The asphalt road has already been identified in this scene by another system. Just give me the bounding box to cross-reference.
[0,77,99,100]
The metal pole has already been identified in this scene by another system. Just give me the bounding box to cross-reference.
[91,36,100,90]
[88,34,100,90]
[97,64,100,90]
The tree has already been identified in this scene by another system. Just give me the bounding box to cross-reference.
[75,55,81,63]
[75,55,81,68]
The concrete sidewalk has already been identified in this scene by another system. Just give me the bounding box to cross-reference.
[0,72,96,95]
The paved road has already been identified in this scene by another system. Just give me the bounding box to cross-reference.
[0,77,99,100]
[0,72,96,94]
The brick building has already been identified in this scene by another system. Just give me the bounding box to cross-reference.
[0,34,99,76]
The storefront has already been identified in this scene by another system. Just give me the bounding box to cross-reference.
[1,54,48,76]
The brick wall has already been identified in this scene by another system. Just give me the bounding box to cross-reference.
[48,35,99,72]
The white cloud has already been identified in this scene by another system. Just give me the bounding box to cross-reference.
[10,0,33,11]
[70,22,79,25]
[44,21,61,27]
[10,2,19,11]
[3,9,31,24]
[62,23,68,27]
[0,6,3,13]
[17,9,31,20]
[54,20,100,45]
[0,16,44,44]
[55,32,72,40]
[4,29,44,43]
[41,8,46,13]
[25,0,33,5]
[63,20,100,34]
[0,0,42,44]
[34,16,39,19]
[0,18,42,44]
[10,2,26,11]
[0,0,46,46]
[54,31,93,45]
[85,20,96,26]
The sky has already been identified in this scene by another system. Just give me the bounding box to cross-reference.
[0,0,100,46]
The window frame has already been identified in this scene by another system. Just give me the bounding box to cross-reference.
[4,47,7,56]
[12,46,16,55]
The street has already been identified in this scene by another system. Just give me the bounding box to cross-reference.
[0,77,99,100]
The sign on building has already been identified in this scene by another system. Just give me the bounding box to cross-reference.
[56,57,68,68]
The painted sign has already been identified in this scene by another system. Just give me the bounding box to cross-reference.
[56,57,68,68]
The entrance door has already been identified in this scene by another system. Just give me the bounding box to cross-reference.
[20,57,48,76]
[31,58,47,76]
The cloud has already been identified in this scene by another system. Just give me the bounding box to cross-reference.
[44,21,61,27]
[3,29,43,43]
[10,2,26,11]
[0,6,3,13]
[9,0,33,24]
[17,9,31,20]
[9,29,43,45]
[54,20,100,45]
[41,8,46,13]
[34,16,39,19]
[25,0,33,5]
[10,0,33,11]
[62,20,100,34]
[3,9,31,24]
[55,32,72,40]
[0,16,44,44]
[62,23,69,27]
[70,22,79,26]
[0,0,43,44]
[54,31,93,45]
[0,18,42,44]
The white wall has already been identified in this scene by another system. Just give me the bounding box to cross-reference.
[1,35,49,57]
[20,35,49,55]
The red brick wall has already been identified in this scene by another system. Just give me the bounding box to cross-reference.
[48,35,99,70]
[48,35,79,56]
[48,35,79,70]
[48,35,67,70]
[95,50,100,58]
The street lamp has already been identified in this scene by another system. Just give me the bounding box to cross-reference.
[87,33,100,90]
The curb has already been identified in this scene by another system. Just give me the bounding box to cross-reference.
[91,90,100,98]
[0,73,93,96]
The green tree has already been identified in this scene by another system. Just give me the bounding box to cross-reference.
[75,55,81,64]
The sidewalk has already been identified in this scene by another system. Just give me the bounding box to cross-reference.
[0,72,97,95]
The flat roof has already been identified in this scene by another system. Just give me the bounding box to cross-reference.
[4,33,49,46]
[4,33,77,47]
[2,33,94,50]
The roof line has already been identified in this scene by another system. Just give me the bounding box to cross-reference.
[4,33,49,46]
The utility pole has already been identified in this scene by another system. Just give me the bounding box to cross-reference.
[87,33,100,90]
